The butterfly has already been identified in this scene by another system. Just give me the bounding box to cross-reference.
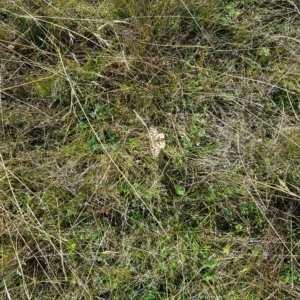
[149,126,166,158]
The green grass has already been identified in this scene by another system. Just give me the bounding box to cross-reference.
[1,0,300,299]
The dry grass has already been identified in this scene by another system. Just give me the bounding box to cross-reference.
[1,0,300,299]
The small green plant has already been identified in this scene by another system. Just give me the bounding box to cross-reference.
[175,186,185,196]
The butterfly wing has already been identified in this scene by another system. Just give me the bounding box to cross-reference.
[149,126,158,139]
[149,127,165,158]
[155,139,166,149]
[156,133,165,141]
[149,126,166,158]
[150,144,161,158]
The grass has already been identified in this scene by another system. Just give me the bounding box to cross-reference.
[1,0,300,299]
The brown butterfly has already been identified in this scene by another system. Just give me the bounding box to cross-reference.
[149,126,166,158]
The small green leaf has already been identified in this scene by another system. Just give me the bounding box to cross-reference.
[235,223,243,231]
[175,186,185,196]
[223,244,231,255]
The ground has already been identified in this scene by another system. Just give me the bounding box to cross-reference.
[1,0,300,299]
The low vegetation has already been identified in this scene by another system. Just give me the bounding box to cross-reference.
[1,0,300,299]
